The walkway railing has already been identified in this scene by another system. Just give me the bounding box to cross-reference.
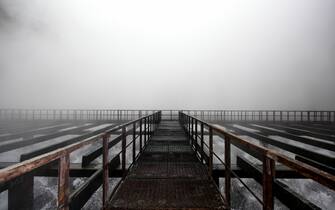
[179,112,335,210]
[0,111,161,210]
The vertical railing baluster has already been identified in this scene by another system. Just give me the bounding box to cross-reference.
[132,123,136,162]
[102,134,109,208]
[58,154,70,210]
[144,118,147,145]
[150,115,152,137]
[195,120,198,153]
[122,126,126,179]
[140,119,143,153]
[225,135,231,209]
[147,116,149,143]
[272,111,275,122]
[188,117,191,142]
[191,118,194,147]
[146,117,149,143]
[266,111,268,121]
[263,156,275,210]
[209,127,213,177]
[201,123,204,163]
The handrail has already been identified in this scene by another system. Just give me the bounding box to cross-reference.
[179,112,335,210]
[0,111,161,209]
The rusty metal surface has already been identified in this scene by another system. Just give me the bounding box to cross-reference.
[168,152,198,162]
[167,162,208,179]
[128,163,168,178]
[109,179,226,210]
[169,145,193,153]
[128,162,207,179]
[151,140,188,145]
[138,152,168,162]
[146,145,169,153]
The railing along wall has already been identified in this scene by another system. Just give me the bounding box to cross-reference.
[0,111,161,210]
[179,112,335,210]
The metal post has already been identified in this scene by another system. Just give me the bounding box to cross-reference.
[148,116,152,140]
[191,118,194,146]
[195,120,198,153]
[58,154,70,210]
[144,118,147,145]
[149,116,152,139]
[146,117,149,144]
[140,119,143,153]
[209,127,213,177]
[266,111,268,121]
[133,123,136,162]
[122,127,126,179]
[102,134,109,208]
[201,123,204,163]
[300,111,303,122]
[150,115,152,137]
[188,117,191,142]
[263,156,275,210]
[273,111,275,122]
[225,135,231,209]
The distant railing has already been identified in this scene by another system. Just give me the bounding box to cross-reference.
[0,111,161,210]
[179,112,335,210]
[0,109,160,121]
[1,109,334,122]
[183,110,335,122]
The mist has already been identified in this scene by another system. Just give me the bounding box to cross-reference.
[0,0,335,110]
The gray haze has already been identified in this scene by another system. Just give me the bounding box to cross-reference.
[0,0,335,110]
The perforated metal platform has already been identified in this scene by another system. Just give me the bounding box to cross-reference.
[108,120,226,210]
[109,179,226,210]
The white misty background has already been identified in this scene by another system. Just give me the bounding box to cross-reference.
[0,0,335,109]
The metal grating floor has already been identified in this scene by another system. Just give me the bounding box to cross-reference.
[108,120,226,210]
[109,179,226,210]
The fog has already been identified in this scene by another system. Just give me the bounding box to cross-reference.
[0,0,335,110]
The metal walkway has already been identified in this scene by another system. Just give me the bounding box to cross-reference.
[107,120,226,210]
